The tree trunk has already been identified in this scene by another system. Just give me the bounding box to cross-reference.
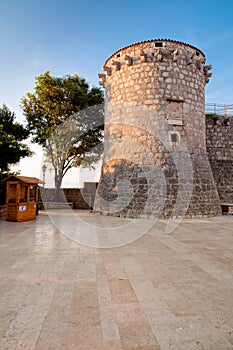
[54,172,63,202]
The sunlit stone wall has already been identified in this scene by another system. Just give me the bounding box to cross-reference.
[95,39,221,218]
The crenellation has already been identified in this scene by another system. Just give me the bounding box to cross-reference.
[194,58,202,70]
[102,65,112,76]
[97,73,106,87]
[112,60,121,71]
[172,48,179,62]
[154,48,163,61]
[185,51,195,65]
[124,54,133,66]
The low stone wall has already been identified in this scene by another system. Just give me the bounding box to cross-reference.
[39,202,74,210]
[39,184,97,210]
[0,205,6,218]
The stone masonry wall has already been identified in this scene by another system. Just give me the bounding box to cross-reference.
[95,39,221,218]
[206,115,233,202]
[39,184,97,209]
[0,205,6,218]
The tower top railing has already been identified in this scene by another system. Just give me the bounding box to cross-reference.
[205,103,233,117]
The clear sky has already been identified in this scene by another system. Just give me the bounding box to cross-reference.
[0,0,233,184]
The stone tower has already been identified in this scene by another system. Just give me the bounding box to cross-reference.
[95,39,221,218]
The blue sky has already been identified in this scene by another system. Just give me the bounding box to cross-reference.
[1,0,233,117]
[0,0,233,182]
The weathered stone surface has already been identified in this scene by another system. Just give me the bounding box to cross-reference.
[95,39,221,218]
[40,186,97,209]
[0,211,233,349]
[0,205,6,218]
[206,115,233,203]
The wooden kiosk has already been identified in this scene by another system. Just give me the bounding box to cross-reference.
[3,176,42,222]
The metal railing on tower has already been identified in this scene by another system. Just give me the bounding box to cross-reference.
[205,103,233,116]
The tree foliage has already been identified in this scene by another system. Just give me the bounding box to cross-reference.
[0,105,32,173]
[0,105,32,204]
[21,71,104,199]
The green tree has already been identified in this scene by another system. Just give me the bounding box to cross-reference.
[0,105,32,173]
[21,71,104,200]
[0,105,32,204]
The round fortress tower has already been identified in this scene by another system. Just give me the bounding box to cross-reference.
[95,39,221,218]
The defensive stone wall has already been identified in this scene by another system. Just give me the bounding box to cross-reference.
[95,39,221,218]
[206,115,233,203]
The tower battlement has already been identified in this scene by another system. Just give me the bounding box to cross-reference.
[99,39,211,87]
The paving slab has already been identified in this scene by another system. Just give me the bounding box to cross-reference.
[0,211,232,350]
